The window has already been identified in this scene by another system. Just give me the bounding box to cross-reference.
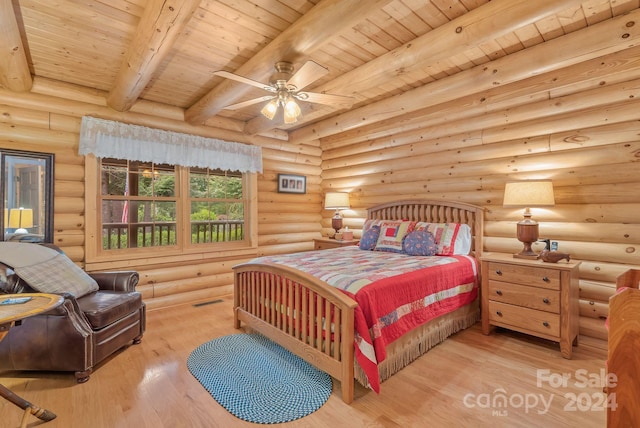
[189,168,244,244]
[101,159,177,249]
[93,157,254,258]
[1,149,54,243]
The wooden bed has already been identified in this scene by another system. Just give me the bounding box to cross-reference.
[233,200,484,403]
[606,269,640,427]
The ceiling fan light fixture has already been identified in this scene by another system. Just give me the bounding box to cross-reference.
[260,99,278,120]
[283,111,297,124]
[283,97,302,124]
[216,60,353,123]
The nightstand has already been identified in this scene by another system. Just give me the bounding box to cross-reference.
[480,252,581,359]
[313,237,358,250]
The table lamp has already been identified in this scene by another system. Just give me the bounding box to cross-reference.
[9,207,34,234]
[503,181,555,259]
[324,192,350,238]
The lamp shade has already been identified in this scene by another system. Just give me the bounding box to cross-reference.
[9,207,34,230]
[324,192,350,210]
[260,100,278,120]
[503,181,555,207]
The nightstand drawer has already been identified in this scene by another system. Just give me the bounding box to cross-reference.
[487,262,560,290]
[489,301,560,337]
[488,281,560,313]
[313,238,357,250]
[315,241,340,250]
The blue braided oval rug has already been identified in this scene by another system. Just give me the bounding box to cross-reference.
[187,333,332,424]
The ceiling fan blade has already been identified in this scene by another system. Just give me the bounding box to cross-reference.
[296,91,355,110]
[286,60,329,91]
[223,95,275,111]
[213,70,275,92]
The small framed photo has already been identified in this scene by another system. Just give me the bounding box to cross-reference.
[277,174,306,194]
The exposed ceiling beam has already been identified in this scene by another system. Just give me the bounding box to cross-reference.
[184,0,394,125]
[107,0,201,112]
[247,0,585,136]
[290,2,640,143]
[0,0,32,92]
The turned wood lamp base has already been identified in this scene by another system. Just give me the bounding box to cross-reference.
[513,215,540,260]
[331,211,343,239]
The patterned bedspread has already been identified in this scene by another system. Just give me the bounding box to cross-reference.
[251,246,479,392]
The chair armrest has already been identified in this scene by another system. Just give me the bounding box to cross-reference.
[88,271,139,292]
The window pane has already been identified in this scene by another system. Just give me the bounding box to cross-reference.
[152,171,175,197]
[101,200,128,249]
[101,165,127,196]
[154,201,177,223]
[131,201,177,246]
[190,201,244,244]
[226,176,243,199]
[102,199,128,223]
[190,170,208,198]
[133,163,175,198]
[189,169,242,199]
[100,159,178,251]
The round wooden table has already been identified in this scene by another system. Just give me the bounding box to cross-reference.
[0,293,64,428]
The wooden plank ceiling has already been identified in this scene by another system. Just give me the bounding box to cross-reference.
[1,0,639,142]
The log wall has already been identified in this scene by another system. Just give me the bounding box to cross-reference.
[2,41,639,345]
[319,45,640,346]
[0,78,322,310]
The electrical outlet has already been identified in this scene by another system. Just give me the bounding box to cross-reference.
[551,241,558,251]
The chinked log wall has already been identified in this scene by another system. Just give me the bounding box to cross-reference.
[0,77,322,310]
[316,45,640,349]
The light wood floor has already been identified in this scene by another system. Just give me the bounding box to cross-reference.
[1,296,608,428]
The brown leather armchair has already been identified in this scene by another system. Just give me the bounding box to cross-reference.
[0,252,146,383]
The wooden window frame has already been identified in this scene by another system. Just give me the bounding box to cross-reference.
[84,155,258,270]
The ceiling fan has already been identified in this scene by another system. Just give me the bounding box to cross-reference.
[213,61,355,124]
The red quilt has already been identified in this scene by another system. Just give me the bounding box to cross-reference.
[252,247,479,392]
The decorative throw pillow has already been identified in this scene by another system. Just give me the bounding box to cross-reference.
[359,225,381,251]
[374,220,415,253]
[414,223,471,255]
[402,230,438,256]
[362,219,383,234]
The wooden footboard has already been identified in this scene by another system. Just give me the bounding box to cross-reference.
[233,262,358,403]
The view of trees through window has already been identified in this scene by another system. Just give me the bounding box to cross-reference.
[189,167,244,244]
[100,158,245,250]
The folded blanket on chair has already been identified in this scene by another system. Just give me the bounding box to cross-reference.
[0,242,98,298]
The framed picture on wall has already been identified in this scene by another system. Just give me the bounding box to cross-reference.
[277,174,306,194]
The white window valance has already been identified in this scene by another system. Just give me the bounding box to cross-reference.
[79,116,262,173]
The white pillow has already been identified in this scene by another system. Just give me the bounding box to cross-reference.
[454,224,472,255]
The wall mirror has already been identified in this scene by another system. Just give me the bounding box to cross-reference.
[1,149,54,243]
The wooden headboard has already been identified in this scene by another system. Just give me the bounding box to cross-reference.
[366,199,485,257]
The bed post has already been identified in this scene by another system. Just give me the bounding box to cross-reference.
[233,270,241,329]
[340,305,355,404]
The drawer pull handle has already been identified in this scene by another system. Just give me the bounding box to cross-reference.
[495,270,503,275]
[543,298,550,304]
[542,276,550,282]
[496,311,503,317]
[543,321,550,327]
[496,290,503,296]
